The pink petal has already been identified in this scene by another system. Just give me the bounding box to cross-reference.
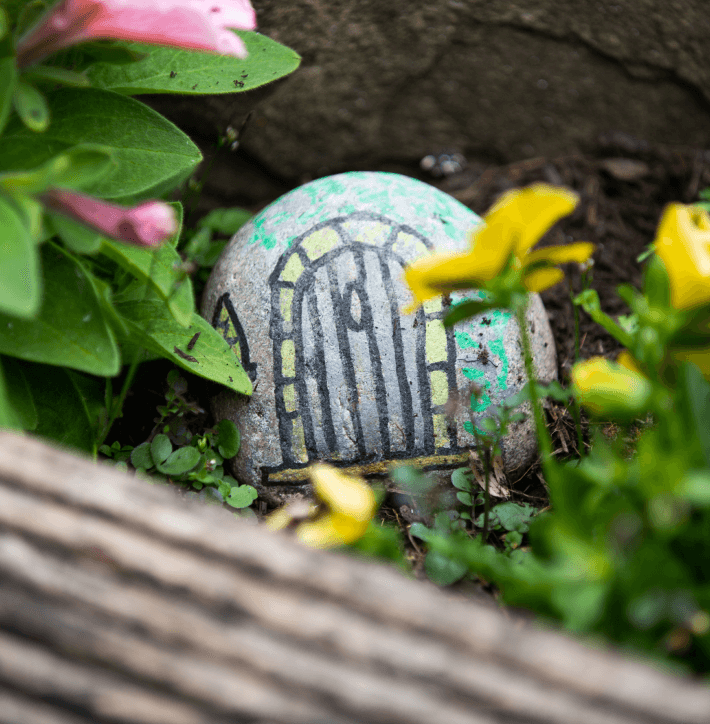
[42,188,177,247]
[17,0,256,68]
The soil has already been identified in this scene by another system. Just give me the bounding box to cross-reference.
[107,132,710,582]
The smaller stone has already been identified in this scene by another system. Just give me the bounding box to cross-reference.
[202,172,557,498]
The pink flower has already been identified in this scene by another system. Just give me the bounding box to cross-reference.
[16,0,257,68]
[42,188,177,246]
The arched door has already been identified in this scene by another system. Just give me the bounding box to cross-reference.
[269,213,462,475]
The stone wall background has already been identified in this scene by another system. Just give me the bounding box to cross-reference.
[144,0,710,198]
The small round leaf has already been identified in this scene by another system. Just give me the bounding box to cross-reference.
[131,441,153,470]
[451,467,473,491]
[225,484,258,509]
[150,434,172,465]
[157,445,201,476]
[216,419,240,458]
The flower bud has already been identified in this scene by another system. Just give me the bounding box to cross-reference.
[571,356,652,420]
[41,188,176,246]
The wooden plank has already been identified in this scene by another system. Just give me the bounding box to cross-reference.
[0,430,708,724]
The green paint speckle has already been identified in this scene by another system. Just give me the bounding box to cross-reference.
[455,329,478,349]
[462,367,491,413]
[488,338,509,390]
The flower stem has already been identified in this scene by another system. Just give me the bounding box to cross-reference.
[514,298,553,469]
[569,278,586,455]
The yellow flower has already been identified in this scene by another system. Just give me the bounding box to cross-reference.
[653,203,710,310]
[405,184,594,307]
[266,463,377,549]
[571,356,652,419]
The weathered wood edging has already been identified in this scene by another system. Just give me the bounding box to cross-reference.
[0,430,708,724]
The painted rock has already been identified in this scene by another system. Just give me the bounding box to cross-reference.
[202,172,557,495]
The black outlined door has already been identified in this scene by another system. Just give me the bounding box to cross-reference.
[269,212,462,474]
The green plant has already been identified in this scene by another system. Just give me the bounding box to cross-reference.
[180,206,253,297]
[101,368,257,508]
[396,188,710,673]
[0,1,300,456]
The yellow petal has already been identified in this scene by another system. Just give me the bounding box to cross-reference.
[692,207,710,231]
[466,218,517,275]
[265,507,293,531]
[525,241,595,266]
[296,512,370,549]
[654,203,710,310]
[265,501,318,531]
[485,183,579,257]
[309,463,377,522]
[522,266,564,292]
[404,241,507,308]
[616,350,644,375]
[296,514,345,548]
[571,357,652,418]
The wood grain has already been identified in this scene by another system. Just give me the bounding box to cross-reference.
[0,430,708,724]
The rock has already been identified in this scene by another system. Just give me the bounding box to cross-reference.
[145,0,710,185]
[202,172,556,497]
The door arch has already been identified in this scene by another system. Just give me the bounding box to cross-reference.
[268,212,463,477]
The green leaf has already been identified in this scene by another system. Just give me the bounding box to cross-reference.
[451,467,473,491]
[216,419,240,458]
[0,88,201,201]
[0,193,41,317]
[490,502,537,533]
[347,522,408,567]
[7,1,46,38]
[199,207,252,235]
[52,145,117,190]
[678,362,710,468]
[0,244,120,375]
[678,471,710,507]
[22,66,91,88]
[425,550,468,586]
[113,301,252,395]
[456,491,472,506]
[505,530,523,549]
[408,522,433,542]
[131,441,154,470]
[225,483,258,509]
[0,356,38,430]
[102,232,193,327]
[65,42,150,67]
[66,368,107,439]
[573,289,633,349]
[23,362,100,453]
[151,434,172,465]
[0,56,16,135]
[157,445,200,476]
[12,79,50,132]
[0,368,19,430]
[0,145,115,195]
[643,255,671,309]
[444,299,495,327]
[85,32,301,95]
[50,213,104,254]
